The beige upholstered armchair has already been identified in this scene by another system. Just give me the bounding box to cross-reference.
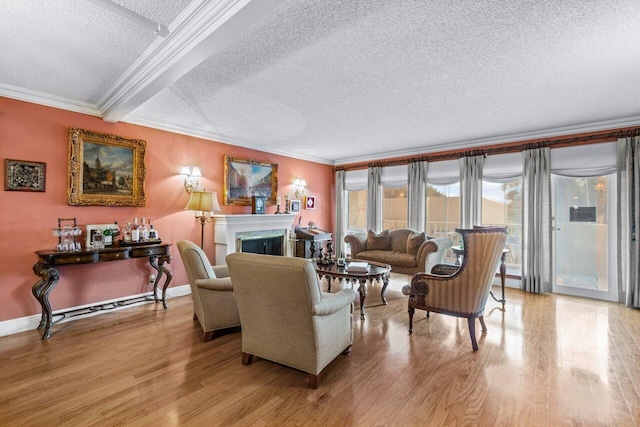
[402,227,507,351]
[177,240,240,342]
[226,252,356,389]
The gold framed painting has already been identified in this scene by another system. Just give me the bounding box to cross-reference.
[224,156,278,206]
[68,128,146,207]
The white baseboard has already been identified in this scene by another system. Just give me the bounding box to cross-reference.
[0,284,192,338]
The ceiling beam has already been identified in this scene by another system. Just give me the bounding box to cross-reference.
[98,0,287,123]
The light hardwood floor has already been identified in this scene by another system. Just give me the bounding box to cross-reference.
[2,274,640,426]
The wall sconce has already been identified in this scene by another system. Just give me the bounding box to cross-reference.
[185,190,221,248]
[293,179,307,199]
[180,166,202,193]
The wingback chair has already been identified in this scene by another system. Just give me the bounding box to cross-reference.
[226,252,356,389]
[177,240,240,342]
[402,227,507,351]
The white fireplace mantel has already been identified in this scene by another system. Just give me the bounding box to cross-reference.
[213,214,297,264]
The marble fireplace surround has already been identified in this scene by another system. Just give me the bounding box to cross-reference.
[213,214,297,265]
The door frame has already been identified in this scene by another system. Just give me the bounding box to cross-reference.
[551,173,618,301]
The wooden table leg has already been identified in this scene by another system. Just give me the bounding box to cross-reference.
[150,253,173,309]
[358,278,367,320]
[380,272,390,305]
[32,263,59,340]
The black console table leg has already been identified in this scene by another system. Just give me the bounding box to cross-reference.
[32,263,59,339]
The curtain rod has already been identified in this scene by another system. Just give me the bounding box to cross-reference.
[335,126,640,171]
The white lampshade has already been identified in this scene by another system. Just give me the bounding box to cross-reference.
[180,166,191,175]
[185,191,221,212]
[191,166,202,177]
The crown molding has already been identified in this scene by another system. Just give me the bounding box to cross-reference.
[98,0,288,123]
[334,116,640,166]
[123,113,335,165]
[0,83,101,117]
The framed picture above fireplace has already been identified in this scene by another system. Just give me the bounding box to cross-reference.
[224,156,278,206]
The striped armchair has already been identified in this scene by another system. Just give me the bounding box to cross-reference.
[402,227,507,351]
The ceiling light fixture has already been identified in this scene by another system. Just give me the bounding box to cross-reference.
[85,0,170,37]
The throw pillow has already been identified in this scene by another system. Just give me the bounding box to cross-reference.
[366,229,390,250]
[406,232,426,255]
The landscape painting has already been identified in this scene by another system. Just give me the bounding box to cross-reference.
[224,156,277,206]
[68,128,146,207]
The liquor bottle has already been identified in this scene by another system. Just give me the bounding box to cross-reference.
[131,218,140,242]
[102,227,112,247]
[123,223,132,243]
[140,217,149,241]
[148,219,159,240]
[112,221,121,243]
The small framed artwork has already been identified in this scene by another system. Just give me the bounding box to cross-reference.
[85,224,120,248]
[305,195,315,210]
[4,159,46,192]
[290,199,301,213]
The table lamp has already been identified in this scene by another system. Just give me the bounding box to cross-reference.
[185,190,221,248]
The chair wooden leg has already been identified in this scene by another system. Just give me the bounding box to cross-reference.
[408,305,415,334]
[341,345,352,355]
[242,352,254,366]
[468,317,479,351]
[308,373,320,389]
[479,315,487,332]
[203,331,214,342]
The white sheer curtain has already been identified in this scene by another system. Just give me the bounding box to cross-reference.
[367,165,382,232]
[460,155,484,228]
[617,136,640,308]
[408,160,428,231]
[522,147,552,293]
[334,169,346,258]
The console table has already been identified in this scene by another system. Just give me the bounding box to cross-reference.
[32,243,172,339]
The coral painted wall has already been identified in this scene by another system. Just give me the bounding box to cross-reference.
[0,96,335,323]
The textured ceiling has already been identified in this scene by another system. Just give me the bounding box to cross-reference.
[1,0,640,164]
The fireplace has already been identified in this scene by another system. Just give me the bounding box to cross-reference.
[213,214,297,264]
[236,230,285,256]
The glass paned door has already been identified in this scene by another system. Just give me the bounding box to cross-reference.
[551,174,617,301]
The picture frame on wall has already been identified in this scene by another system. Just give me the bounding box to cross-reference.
[290,199,301,213]
[224,155,278,206]
[4,159,46,192]
[305,195,315,210]
[68,128,146,207]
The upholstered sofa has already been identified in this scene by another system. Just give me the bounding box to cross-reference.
[344,229,452,275]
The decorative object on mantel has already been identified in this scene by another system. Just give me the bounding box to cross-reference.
[284,194,291,214]
[223,155,277,206]
[4,159,46,192]
[305,195,315,210]
[275,196,282,214]
[290,199,301,213]
[251,196,266,214]
[185,190,221,248]
[68,127,146,207]
[179,166,202,193]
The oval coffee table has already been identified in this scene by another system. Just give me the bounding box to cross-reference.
[312,259,391,320]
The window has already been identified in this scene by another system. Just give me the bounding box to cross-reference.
[482,179,522,276]
[426,183,460,264]
[347,188,367,233]
[382,185,408,230]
